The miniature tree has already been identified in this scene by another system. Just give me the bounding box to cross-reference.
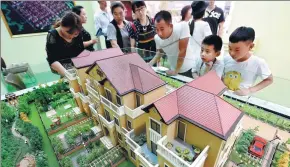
[20,112,31,122]
[278,152,290,167]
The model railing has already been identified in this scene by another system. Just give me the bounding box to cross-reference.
[70,88,78,98]
[98,114,115,129]
[89,104,98,117]
[149,128,162,143]
[125,129,140,150]
[64,69,77,80]
[85,83,100,101]
[157,136,209,167]
[100,95,125,116]
[135,147,159,167]
[125,105,145,119]
[78,92,89,103]
[122,127,129,136]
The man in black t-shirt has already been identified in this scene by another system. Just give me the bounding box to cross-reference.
[203,0,225,37]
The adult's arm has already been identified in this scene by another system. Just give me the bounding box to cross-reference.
[175,37,189,73]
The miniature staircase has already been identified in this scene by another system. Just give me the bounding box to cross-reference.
[100,136,113,149]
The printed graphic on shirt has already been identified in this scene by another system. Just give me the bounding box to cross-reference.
[208,11,222,20]
[223,71,243,91]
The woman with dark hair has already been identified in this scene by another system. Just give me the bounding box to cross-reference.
[72,5,97,51]
[189,1,212,59]
[180,5,192,22]
[107,2,130,48]
[46,12,84,76]
[127,0,156,62]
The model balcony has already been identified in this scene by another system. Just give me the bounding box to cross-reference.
[157,136,209,167]
[85,82,100,101]
[100,95,125,116]
[126,129,159,167]
[125,105,145,119]
[78,92,89,104]
[149,128,162,144]
[76,76,81,85]
[70,88,78,98]
[89,104,98,117]
[98,114,115,129]
[64,69,77,80]
[136,146,159,167]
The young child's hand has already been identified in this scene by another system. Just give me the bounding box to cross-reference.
[234,88,252,96]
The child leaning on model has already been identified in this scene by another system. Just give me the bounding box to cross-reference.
[191,35,224,79]
[223,26,273,96]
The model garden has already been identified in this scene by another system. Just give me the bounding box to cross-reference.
[1,80,135,167]
[2,73,290,167]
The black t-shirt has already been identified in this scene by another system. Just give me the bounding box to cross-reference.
[82,28,94,51]
[203,6,225,35]
[127,16,156,51]
[46,29,84,66]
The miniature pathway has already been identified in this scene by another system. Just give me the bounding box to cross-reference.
[11,121,30,146]
[226,161,237,167]
[57,131,69,149]
[261,140,279,167]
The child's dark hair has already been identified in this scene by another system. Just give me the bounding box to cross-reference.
[181,5,191,21]
[229,26,255,43]
[132,1,146,13]
[154,10,172,24]
[53,12,82,34]
[111,2,125,13]
[72,5,84,16]
[202,35,223,52]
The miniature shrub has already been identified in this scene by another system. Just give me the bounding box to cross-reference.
[35,151,49,167]
[235,129,256,154]
[15,119,43,151]
[51,136,65,154]
[176,146,182,153]
[183,149,190,155]
[185,154,194,162]
[60,157,72,167]
[134,133,147,146]
[287,138,290,144]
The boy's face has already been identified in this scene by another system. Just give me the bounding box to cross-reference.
[229,41,254,62]
[200,44,220,63]
[155,19,173,39]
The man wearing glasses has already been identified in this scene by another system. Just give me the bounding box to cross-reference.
[94,1,113,48]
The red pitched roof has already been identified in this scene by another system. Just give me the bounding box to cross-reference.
[71,48,124,69]
[89,53,165,95]
[187,71,226,95]
[144,72,243,140]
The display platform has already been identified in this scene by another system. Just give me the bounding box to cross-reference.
[1,47,290,167]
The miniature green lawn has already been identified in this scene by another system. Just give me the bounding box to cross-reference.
[29,105,60,167]
[40,98,77,129]
[117,159,136,167]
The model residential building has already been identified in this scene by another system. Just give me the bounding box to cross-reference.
[65,48,244,167]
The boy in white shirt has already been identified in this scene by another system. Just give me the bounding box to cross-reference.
[192,35,224,79]
[223,26,273,96]
[149,10,194,78]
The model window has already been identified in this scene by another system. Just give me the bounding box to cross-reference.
[104,109,111,122]
[136,94,141,107]
[105,89,112,102]
[114,116,120,126]
[117,132,122,140]
[164,164,170,167]
[127,120,132,130]
[151,119,160,134]
[116,95,122,106]
[130,149,136,160]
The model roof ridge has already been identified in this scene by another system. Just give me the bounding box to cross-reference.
[213,94,225,136]
[95,52,142,63]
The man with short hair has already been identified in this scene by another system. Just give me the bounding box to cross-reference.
[94,1,113,48]
[149,11,194,77]
[203,0,225,37]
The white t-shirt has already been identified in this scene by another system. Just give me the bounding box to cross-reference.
[154,22,194,73]
[223,54,272,91]
[192,57,224,78]
[189,20,212,60]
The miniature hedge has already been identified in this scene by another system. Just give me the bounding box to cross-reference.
[158,74,185,88]
[224,97,290,131]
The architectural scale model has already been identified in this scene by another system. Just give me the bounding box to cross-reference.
[66,48,244,167]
